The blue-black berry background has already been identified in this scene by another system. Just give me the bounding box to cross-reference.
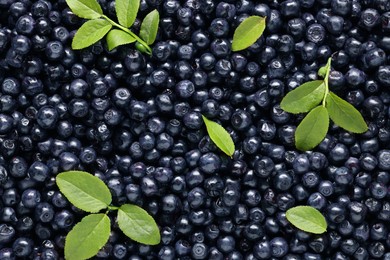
[1,0,390,259]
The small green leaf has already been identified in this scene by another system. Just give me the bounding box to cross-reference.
[202,115,235,157]
[286,206,327,234]
[232,16,266,51]
[65,0,103,19]
[324,57,332,87]
[106,29,136,51]
[56,171,111,213]
[295,106,329,151]
[139,10,160,45]
[280,80,326,114]
[318,66,327,78]
[117,204,160,245]
[65,214,110,260]
[72,19,112,50]
[135,42,149,54]
[326,92,368,133]
[115,0,140,28]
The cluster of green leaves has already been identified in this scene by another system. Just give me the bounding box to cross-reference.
[66,0,159,55]
[281,58,368,151]
[286,206,327,234]
[202,115,235,158]
[232,16,266,51]
[56,171,160,260]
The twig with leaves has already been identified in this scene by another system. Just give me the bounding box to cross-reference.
[56,171,160,259]
[281,57,368,151]
[66,0,159,55]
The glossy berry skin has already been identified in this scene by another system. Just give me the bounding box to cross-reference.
[0,223,16,244]
[12,237,33,257]
[327,203,346,224]
[269,237,288,257]
[253,240,271,259]
[35,202,55,224]
[21,189,41,209]
[306,24,326,44]
[190,243,208,259]
[217,235,235,254]
[359,8,380,30]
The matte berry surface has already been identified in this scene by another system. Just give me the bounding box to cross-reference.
[0,0,390,259]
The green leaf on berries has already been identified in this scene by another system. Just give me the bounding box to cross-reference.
[280,80,325,114]
[318,66,327,78]
[106,29,136,51]
[72,19,112,50]
[326,92,368,133]
[295,106,329,151]
[117,204,160,245]
[202,115,235,157]
[139,9,159,45]
[232,16,266,51]
[65,213,110,260]
[115,0,140,28]
[286,206,327,234]
[56,171,111,213]
[324,57,332,87]
[65,0,103,19]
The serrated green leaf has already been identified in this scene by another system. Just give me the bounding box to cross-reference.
[295,106,329,151]
[326,92,368,133]
[72,19,112,50]
[116,0,140,28]
[56,171,111,213]
[139,10,159,45]
[65,0,103,19]
[232,16,266,51]
[286,206,327,234]
[117,204,160,245]
[65,214,110,260]
[280,80,325,114]
[202,115,235,157]
[106,29,136,51]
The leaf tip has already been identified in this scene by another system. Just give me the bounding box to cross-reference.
[71,40,80,50]
[356,122,369,133]
[147,234,161,245]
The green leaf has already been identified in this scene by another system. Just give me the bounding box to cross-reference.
[65,214,110,260]
[286,206,327,234]
[72,19,112,50]
[280,80,326,114]
[324,57,332,87]
[56,171,111,213]
[295,106,329,151]
[106,29,136,51]
[115,0,140,28]
[232,16,266,51]
[117,204,160,245]
[326,92,368,133]
[318,66,327,78]
[135,41,150,54]
[139,10,159,45]
[65,0,103,19]
[202,115,235,157]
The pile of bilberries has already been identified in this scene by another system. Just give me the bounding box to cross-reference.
[0,0,390,259]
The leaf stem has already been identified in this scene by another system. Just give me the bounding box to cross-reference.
[108,205,119,211]
[322,57,332,107]
[101,15,152,55]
